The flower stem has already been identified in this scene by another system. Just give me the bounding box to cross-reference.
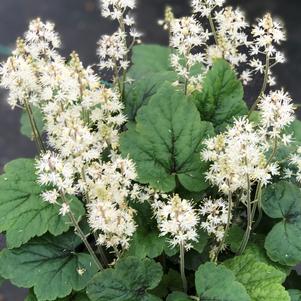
[68,209,104,271]
[208,13,218,45]
[238,175,252,255]
[23,98,45,153]
[180,242,188,293]
[248,54,270,116]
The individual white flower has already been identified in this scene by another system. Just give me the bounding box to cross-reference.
[153,194,199,250]
[59,202,70,216]
[41,189,59,204]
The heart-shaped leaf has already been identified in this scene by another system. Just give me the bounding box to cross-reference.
[121,82,214,192]
[262,181,301,266]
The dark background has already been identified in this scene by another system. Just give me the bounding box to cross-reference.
[0,0,300,300]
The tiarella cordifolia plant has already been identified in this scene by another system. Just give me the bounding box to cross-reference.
[1,0,301,300]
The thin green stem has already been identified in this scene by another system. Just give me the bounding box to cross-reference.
[208,13,218,45]
[180,242,188,293]
[23,98,45,153]
[68,209,103,271]
[95,236,109,268]
[253,187,263,230]
[238,175,252,255]
[248,54,270,116]
[184,78,189,95]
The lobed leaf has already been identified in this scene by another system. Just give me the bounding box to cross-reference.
[0,231,98,300]
[0,158,84,248]
[87,256,163,301]
[262,181,301,266]
[121,82,214,192]
[195,262,250,301]
[192,59,247,131]
[224,248,289,301]
[125,71,177,121]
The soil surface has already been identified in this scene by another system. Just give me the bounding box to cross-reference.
[0,0,301,300]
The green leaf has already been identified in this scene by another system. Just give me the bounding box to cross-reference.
[126,228,166,259]
[224,248,290,301]
[0,231,98,301]
[126,202,176,259]
[193,229,208,254]
[226,225,244,253]
[195,262,250,301]
[87,256,163,301]
[129,44,171,78]
[166,292,191,301]
[20,106,44,139]
[151,269,183,298]
[0,275,4,287]
[0,158,84,248]
[262,181,301,266]
[25,289,91,301]
[289,289,301,301]
[192,59,247,130]
[120,82,214,192]
[125,71,177,121]
[25,290,38,301]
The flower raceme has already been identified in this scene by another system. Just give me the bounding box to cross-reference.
[153,194,199,250]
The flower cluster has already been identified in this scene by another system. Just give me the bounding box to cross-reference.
[202,117,279,193]
[98,0,141,79]
[153,194,199,250]
[287,148,301,183]
[100,0,136,20]
[212,7,249,67]
[200,197,229,242]
[170,16,209,89]
[191,0,225,17]
[1,18,141,251]
[248,13,286,85]
[258,89,295,139]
